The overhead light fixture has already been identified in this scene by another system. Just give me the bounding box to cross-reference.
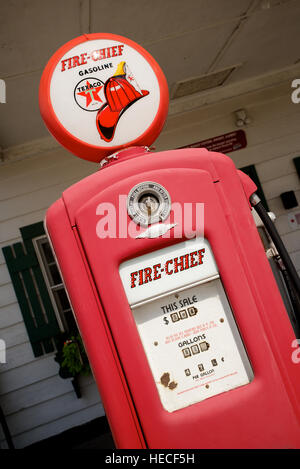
[234,109,252,127]
[171,65,239,99]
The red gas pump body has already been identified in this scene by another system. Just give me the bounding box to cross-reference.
[46,147,300,449]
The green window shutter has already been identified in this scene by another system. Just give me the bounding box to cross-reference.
[239,164,269,211]
[2,222,61,357]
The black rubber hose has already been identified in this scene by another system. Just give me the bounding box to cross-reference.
[250,193,300,295]
[278,260,300,324]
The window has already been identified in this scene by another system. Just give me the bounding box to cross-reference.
[33,236,77,334]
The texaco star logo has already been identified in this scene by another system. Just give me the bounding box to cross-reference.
[74,77,105,111]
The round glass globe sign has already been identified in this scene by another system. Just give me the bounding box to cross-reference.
[39,33,169,163]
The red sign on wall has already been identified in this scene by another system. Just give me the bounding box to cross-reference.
[180,129,247,154]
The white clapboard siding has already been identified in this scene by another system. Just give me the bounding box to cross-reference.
[0,282,19,308]
[0,209,47,244]
[0,354,61,395]
[0,178,86,223]
[281,231,300,254]
[0,322,29,351]
[1,341,41,373]
[0,302,23,330]
[0,152,94,201]
[1,373,96,415]
[0,147,92,182]
[256,153,298,183]
[13,403,104,449]
[6,379,101,436]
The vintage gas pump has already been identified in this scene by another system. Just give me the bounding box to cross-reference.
[39,33,300,449]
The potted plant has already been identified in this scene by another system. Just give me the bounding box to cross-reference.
[55,333,91,398]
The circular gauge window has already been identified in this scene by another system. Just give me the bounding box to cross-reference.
[127,181,171,226]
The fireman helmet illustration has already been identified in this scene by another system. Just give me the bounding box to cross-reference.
[96,62,149,142]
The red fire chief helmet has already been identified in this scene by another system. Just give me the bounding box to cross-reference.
[97,62,149,142]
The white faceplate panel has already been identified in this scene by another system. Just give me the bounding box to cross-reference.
[120,238,253,412]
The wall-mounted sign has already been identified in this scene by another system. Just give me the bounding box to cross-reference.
[39,33,169,162]
[180,129,247,154]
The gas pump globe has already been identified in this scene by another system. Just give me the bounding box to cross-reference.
[40,33,300,449]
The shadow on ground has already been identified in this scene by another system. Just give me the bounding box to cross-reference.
[26,416,115,449]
